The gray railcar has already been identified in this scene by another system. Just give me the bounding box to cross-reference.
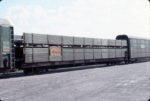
[15,33,127,74]
[116,35,150,62]
[0,19,14,72]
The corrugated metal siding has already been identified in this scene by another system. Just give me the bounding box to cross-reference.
[102,39,108,46]
[48,35,62,45]
[84,49,93,59]
[116,40,122,46]
[84,38,93,45]
[49,56,62,61]
[24,48,32,63]
[23,33,33,43]
[62,36,73,45]
[102,49,109,58]
[74,37,84,45]
[93,39,101,45]
[94,49,101,59]
[115,49,122,57]
[109,49,116,58]
[33,48,49,62]
[33,34,48,44]
[108,40,116,46]
[62,48,74,61]
[74,49,84,60]
[122,40,127,46]
[24,48,49,63]
[25,54,33,63]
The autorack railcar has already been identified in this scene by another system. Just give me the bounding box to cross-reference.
[14,33,128,74]
[116,35,150,62]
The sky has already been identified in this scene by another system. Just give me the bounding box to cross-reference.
[0,0,149,39]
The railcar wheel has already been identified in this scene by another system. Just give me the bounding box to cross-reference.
[45,68,49,72]
[23,69,29,75]
[23,68,32,75]
[106,62,111,66]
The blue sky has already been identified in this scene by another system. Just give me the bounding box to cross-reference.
[0,0,149,39]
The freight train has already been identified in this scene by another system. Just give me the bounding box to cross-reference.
[0,19,150,74]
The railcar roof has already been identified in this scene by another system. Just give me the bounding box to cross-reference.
[0,18,11,26]
[116,34,150,40]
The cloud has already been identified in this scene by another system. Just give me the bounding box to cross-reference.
[4,0,150,39]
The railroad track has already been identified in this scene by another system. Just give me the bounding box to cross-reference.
[0,64,110,79]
